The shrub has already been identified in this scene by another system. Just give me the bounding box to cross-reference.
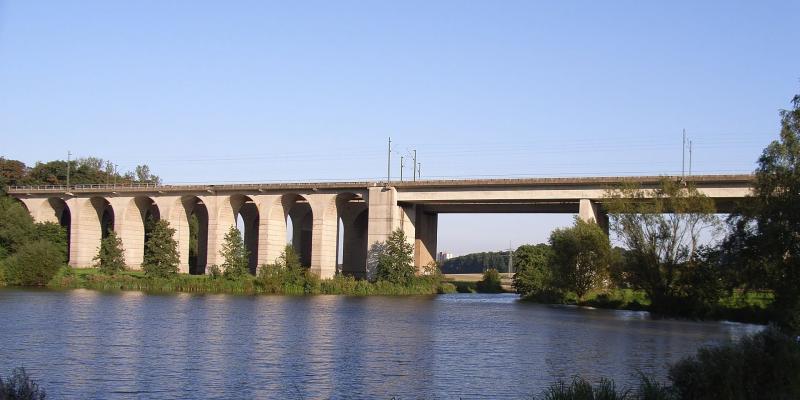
[476,268,503,293]
[207,264,222,279]
[669,327,800,399]
[375,228,415,284]
[513,244,553,296]
[220,226,249,280]
[534,375,675,400]
[2,240,64,286]
[94,231,126,274]
[0,367,46,400]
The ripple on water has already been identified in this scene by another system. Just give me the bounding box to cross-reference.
[0,289,763,399]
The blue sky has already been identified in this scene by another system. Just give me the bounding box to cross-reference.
[1,1,798,254]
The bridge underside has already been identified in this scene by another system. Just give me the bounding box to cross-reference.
[8,175,752,279]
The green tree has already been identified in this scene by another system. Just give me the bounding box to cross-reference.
[94,231,126,274]
[549,218,611,301]
[512,244,553,296]
[142,219,179,277]
[33,222,67,262]
[375,228,415,284]
[220,225,250,280]
[722,94,800,333]
[476,268,503,293]
[0,196,35,256]
[2,240,64,285]
[605,178,719,311]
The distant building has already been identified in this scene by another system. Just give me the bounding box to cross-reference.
[436,251,454,263]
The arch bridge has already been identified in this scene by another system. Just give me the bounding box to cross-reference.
[7,174,752,279]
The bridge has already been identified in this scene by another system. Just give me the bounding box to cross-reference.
[6,174,753,279]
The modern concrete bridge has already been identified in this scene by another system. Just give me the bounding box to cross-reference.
[6,174,752,279]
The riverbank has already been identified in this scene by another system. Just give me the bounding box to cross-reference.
[45,267,458,296]
[521,288,773,325]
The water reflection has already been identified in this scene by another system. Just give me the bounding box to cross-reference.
[0,289,762,399]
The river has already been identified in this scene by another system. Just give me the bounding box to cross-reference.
[0,289,762,399]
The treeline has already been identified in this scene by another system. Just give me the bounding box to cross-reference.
[440,251,510,273]
[0,156,160,191]
[513,94,800,333]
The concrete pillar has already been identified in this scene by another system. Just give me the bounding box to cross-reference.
[156,196,193,274]
[69,197,106,267]
[366,186,403,279]
[109,197,144,270]
[414,208,438,269]
[203,195,231,268]
[255,195,284,267]
[309,193,338,279]
[578,198,609,235]
[289,203,313,266]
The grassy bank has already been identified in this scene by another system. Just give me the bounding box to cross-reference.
[46,267,457,296]
[521,288,773,324]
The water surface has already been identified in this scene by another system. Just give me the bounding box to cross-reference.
[0,289,761,399]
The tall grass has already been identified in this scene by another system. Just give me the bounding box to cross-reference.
[0,368,46,400]
[47,267,454,296]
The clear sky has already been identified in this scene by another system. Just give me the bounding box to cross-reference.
[1,1,798,255]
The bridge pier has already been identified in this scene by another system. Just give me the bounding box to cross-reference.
[578,198,609,234]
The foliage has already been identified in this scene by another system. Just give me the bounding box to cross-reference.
[605,179,720,312]
[134,164,161,184]
[0,196,35,255]
[256,246,316,293]
[207,264,222,279]
[721,94,800,333]
[2,240,64,286]
[375,228,416,284]
[476,268,503,293]
[441,250,511,273]
[0,367,47,400]
[549,218,612,301]
[512,243,554,296]
[32,222,67,262]
[141,219,179,278]
[93,231,126,274]
[220,226,250,280]
[534,375,674,400]
[669,327,800,399]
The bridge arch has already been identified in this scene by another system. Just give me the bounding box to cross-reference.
[170,195,209,274]
[265,194,313,267]
[31,198,71,262]
[119,196,160,269]
[328,192,368,277]
[223,194,260,274]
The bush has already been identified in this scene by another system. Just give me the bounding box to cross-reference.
[141,220,179,278]
[476,268,503,293]
[513,244,553,296]
[220,226,249,280]
[207,264,222,279]
[2,240,64,286]
[374,228,415,284]
[94,231,126,274]
[669,327,800,399]
[0,367,47,400]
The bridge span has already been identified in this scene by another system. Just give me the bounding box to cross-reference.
[6,174,752,279]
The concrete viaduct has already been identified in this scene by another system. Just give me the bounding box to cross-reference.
[6,175,753,279]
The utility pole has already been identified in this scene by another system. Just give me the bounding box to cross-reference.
[682,129,686,178]
[689,140,693,176]
[113,164,118,186]
[387,137,392,184]
[507,244,513,275]
[400,156,404,181]
[413,149,417,181]
[66,151,71,189]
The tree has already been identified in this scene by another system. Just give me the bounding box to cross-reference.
[220,225,249,280]
[142,219,179,277]
[605,178,720,310]
[512,244,553,296]
[549,218,611,301]
[375,228,415,284]
[135,164,161,184]
[0,196,35,256]
[94,231,126,274]
[722,93,800,333]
